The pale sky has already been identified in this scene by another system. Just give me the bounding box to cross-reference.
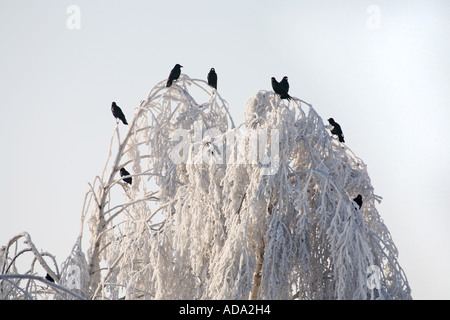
[1,0,449,299]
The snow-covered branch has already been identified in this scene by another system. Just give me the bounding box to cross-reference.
[1,73,411,300]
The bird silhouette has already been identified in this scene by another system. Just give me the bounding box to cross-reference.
[328,118,345,143]
[120,167,132,185]
[166,64,183,87]
[207,68,217,89]
[111,102,128,125]
[45,273,55,282]
[280,76,289,93]
[271,77,292,100]
[353,194,363,209]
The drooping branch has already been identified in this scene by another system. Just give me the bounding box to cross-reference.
[1,73,411,300]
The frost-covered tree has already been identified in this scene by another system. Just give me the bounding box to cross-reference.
[1,73,412,300]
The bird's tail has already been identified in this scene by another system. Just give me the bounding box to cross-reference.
[166,79,173,87]
[281,93,292,101]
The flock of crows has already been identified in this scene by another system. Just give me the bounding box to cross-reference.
[110,64,363,210]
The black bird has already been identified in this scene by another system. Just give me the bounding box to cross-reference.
[207,68,217,89]
[271,77,280,93]
[45,273,55,283]
[279,76,289,93]
[353,194,363,209]
[111,102,128,125]
[271,77,291,101]
[166,64,183,87]
[328,118,345,143]
[120,167,132,185]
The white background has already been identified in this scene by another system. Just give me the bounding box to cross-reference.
[0,0,449,299]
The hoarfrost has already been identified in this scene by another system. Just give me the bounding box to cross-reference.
[1,74,411,300]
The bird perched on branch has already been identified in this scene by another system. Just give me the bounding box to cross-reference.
[207,68,217,89]
[280,76,289,94]
[271,76,292,101]
[45,273,55,282]
[328,118,345,143]
[111,102,128,125]
[120,167,132,185]
[353,194,363,209]
[166,64,183,87]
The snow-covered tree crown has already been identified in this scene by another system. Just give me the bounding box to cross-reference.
[1,73,412,300]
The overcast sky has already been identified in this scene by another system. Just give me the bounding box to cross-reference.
[1,0,449,299]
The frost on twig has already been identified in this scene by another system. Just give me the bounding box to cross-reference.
[1,74,412,300]
[0,232,85,300]
[77,74,410,300]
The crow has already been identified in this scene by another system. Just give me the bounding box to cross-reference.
[328,118,345,143]
[166,63,183,87]
[111,102,128,125]
[271,77,280,93]
[45,273,55,283]
[120,167,132,185]
[353,194,363,209]
[280,76,289,93]
[271,76,291,100]
[207,68,217,89]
